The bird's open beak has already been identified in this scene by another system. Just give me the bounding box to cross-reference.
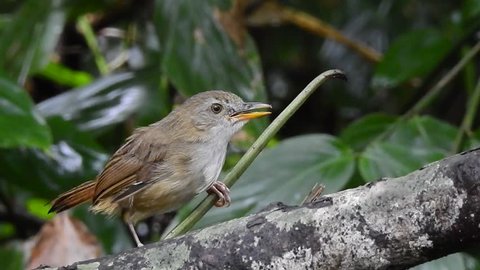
[231,102,272,121]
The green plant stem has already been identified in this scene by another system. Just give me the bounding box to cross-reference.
[452,77,480,153]
[163,69,346,239]
[461,46,476,95]
[77,16,109,76]
[375,40,480,142]
[405,41,480,118]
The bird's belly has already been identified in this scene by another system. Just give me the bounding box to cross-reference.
[126,177,197,223]
[120,142,227,223]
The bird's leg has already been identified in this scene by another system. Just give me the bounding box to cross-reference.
[122,209,144,247]
[207,181,231,207]
[127,222,144,247]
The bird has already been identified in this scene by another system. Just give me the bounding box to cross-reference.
[48,90,271,247]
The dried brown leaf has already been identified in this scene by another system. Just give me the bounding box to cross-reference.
[26,213,102,269]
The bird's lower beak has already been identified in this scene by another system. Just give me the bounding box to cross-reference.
[231,102,272,121]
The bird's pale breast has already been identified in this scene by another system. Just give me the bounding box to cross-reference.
[190,139,228,194]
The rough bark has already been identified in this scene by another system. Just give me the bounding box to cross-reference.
[47,148,480,270]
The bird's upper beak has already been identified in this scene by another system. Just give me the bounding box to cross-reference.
[230,102,272,121]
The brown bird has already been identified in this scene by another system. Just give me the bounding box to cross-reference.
[49,90,271,247]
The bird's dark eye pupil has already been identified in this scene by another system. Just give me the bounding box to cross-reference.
[211,103,223,114]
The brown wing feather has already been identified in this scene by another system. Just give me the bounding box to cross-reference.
[92,129,167,204]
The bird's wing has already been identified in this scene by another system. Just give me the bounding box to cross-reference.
[92,132,167,205]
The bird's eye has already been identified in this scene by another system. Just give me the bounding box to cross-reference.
[210,103,223,114]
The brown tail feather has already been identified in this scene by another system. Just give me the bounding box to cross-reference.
[48,181,96,213]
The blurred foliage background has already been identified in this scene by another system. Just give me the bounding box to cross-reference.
[1,0,480,268]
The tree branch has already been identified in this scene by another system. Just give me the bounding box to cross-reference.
[48,148,480,269]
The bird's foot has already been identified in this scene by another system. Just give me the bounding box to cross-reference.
[126,222,144,247]
[207,181,231,207]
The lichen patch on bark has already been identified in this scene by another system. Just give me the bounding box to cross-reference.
[143,241,191,269]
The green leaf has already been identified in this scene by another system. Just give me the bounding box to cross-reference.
[462,0,480,22]
[0,77,51,149]
[195,134,355,228]
[0,117,108,198]
[390,116,457,150]
[0,246,23,270]
[411,253,480,270]
[359,142,428,181]
[359,116,457,181]
[340,113,397,151]
[154,0,266,101]
[36,72,148,132]
[36,62,93,87]
[26,198,55,220]
[0,0,65,82]
[0,223,14,239]
[372,29,452,88]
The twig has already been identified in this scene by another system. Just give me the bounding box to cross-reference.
[77,16,109,75]
[163,69,347,239]
[250,1,382,63]
[374,40,480,142]
[301,183,325,205]
[405,41,480,119]
[452,77,480,153]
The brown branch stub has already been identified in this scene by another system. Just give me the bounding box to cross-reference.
[47,149,480,269]
[279,4,382,63]
[301,183,325,205]
[214,0,250,49]
[247,1,383,63]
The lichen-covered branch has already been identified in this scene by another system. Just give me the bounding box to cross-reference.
[52,148,480,269]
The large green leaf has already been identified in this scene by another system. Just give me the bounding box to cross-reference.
[0,77,51,149]
[389,116,457,150]
[359,116,457,181]
[194,134,355,228]
[372,29,452,88]
[340,113,397,151]
[36,72,149,132]
[0,0,65,82]
[0,117,108,198]
[154,0,266,101]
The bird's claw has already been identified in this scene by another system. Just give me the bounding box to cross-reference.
[207,181,231,207]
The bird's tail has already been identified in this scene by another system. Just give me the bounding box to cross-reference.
[48,181,96,213]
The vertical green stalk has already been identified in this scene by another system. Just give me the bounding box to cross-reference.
[452,78,480,153]
[405,41,480,119]
[374,40,480,143]
[77,16,109,75]
[163,69,346,239]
